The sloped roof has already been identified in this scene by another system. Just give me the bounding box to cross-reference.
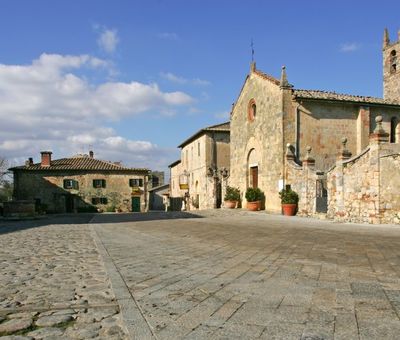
[168,159,181,168]
[249,65,400,107]
[10,156,149,172]
[177,122,230,148]
[293,89,400,106]
[253,69,281,86]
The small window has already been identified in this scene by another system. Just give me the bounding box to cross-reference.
[152,176,159,187]
[248,99,257,122]
[390,50,397,73]
[64,179,78,189]
[390,117,398,143]
[92,197,108,205]
[129,178,143,187]
[93,179,106,188]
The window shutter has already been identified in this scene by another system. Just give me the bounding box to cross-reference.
[73,180,79,190]
[129,179,133,187]
[93,180,96,188]
[139,179,143,187]
[63,179,68,189]
[102,179,106,188]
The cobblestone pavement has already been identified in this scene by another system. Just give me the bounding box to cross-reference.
[91,210,400,340]
[0,215,128,339]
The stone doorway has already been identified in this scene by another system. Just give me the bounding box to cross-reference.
[316,178,327,213]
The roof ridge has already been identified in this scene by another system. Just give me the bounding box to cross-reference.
[10,156,149,172]
[204,121,230,130]
[253,69,280,86]
[293,88,400,105]
[294,88,383,99]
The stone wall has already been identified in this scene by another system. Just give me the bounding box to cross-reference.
[285,146,319,216]
[327,130,400,224]
[3,201,35,217]
[13,171,148,213]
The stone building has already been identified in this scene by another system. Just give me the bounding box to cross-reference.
[229,28,400,218]
[10,151,150,213]
[169,122,230,210]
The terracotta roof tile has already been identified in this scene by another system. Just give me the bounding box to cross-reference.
[10,157,149,172]
[293,89,400,106]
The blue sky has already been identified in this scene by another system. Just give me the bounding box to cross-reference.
[0,0,399,173]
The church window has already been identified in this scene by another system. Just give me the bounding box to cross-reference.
[390,117,399,143]
[248,99,257,122]
[390,50,397,73]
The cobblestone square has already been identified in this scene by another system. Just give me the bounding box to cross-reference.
[2,211,400,339]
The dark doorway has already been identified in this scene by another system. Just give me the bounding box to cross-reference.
[216,182,222,208]
[250,166,258,188]
[316,179,328,213]
[65,195,74,213]
[131,196,141,212]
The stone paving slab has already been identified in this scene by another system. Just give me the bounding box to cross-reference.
[90,209,400,339]
[0,215,128,339]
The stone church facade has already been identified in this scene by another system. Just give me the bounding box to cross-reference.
[229,29,400,223]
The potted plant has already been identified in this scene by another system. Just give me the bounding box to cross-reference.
[279,187,299,216]
[224,186,240,208]
[245,187,264,211]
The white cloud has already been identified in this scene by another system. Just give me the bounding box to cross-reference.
[97,28,119,53]
[160,72,187,84]
[0,53,191,170]
[160,72,210,86]
[214,111,230,120]
[157,32,179,41]
[340,43,361,52]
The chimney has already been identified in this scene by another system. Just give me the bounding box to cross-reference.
[25,157,34,167]
[40,151,52,167]
[89,150,94,159]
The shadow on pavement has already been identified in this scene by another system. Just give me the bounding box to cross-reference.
[90,211,203,224]
[0,213,95,235]
[0,211,203,234]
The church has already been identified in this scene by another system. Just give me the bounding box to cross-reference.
[229,29,400,223]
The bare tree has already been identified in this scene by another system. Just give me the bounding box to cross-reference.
[0,157,7,184]
[0,157,13,201]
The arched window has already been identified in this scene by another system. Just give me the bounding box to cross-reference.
[248,99,256,122]
[390,50,397,73]
[390,117,399,143]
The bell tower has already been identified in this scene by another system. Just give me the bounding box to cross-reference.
[383,28,400,101]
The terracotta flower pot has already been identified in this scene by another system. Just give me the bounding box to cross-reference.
[282,203,297,216]
[247,201,261,211]
[225,200,237,209]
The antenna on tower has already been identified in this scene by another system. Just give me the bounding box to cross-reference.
[251,38,255,62]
